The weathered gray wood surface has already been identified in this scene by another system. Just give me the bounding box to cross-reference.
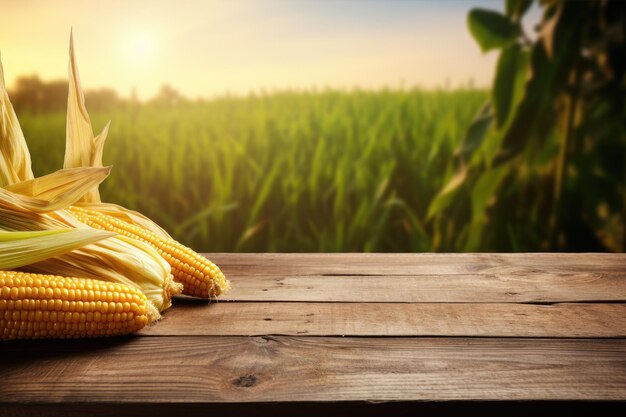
[1,253,625,416]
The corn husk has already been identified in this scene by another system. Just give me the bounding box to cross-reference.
[0,185,181,315]
[0,229,114,270]
[63,35,229,298]
[25,235,179,318]
[0,54,33,187]
[3,166,111,212]
[0,160,179,316]
[63,34,171,239]
[0,48,181,319]
[64,33,109,204]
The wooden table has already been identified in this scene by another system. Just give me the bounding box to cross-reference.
[1,253,625,416]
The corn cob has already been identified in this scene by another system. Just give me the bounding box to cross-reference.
[69,206,229,298]
[0,270,153,340]
[57,37,229,299]
[0,188,180,315]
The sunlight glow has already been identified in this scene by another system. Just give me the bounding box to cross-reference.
[125,32,156,67]
[0,0,539,99]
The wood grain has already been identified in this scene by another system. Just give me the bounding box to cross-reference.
[202,253,626,303]
[2,253,625,415]
[141,302,626,337]
[222,273,626,303]
[1,337,625,403]
[206,253,626,276]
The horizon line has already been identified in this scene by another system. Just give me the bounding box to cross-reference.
[6,74,490,102]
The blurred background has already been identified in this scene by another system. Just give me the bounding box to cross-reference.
[1,0,624,252]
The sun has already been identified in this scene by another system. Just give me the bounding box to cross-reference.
[125,32,156,66]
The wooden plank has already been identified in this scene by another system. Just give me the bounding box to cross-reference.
[206,253,626,277]
[222,273,626,303]
[1,337,624,403]
[205,253,626,303]
[142,302,626,338]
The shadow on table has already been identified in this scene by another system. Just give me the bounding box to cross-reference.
[171,294,212,305]
[0,336,135,372]
[0,401,620,417]
[0,296,216,370]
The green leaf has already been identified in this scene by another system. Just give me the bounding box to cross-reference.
[455,103,493,159]
[471,164,510,221]
[496,3,584,163]
[465,164,510,250]
[506,0,533,21]
[385,198,431,250]
[468,9,519,52]
[426,166,467,220]
[493,44,521,127]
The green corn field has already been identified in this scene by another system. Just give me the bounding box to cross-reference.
[20,89,486,252]
[18,85,624,253]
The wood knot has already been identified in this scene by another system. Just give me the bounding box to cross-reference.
[253,336,273,344]
[232,374,258,388]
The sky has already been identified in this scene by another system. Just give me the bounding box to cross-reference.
[0,0,541,100]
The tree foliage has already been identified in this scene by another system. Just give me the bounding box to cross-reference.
[10,76,122,113]
[428,0,626,252]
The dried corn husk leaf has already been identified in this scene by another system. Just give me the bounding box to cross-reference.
[63,34,172,238]
[64,32,110,204]
[0,53,34,187]
[0,41,180,315]
[0,229,114,269]
[4,166,110,212]
[0,182,181,313]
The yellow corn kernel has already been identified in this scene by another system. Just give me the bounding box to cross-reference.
[69,206,230,298]
[0,270,151,340]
